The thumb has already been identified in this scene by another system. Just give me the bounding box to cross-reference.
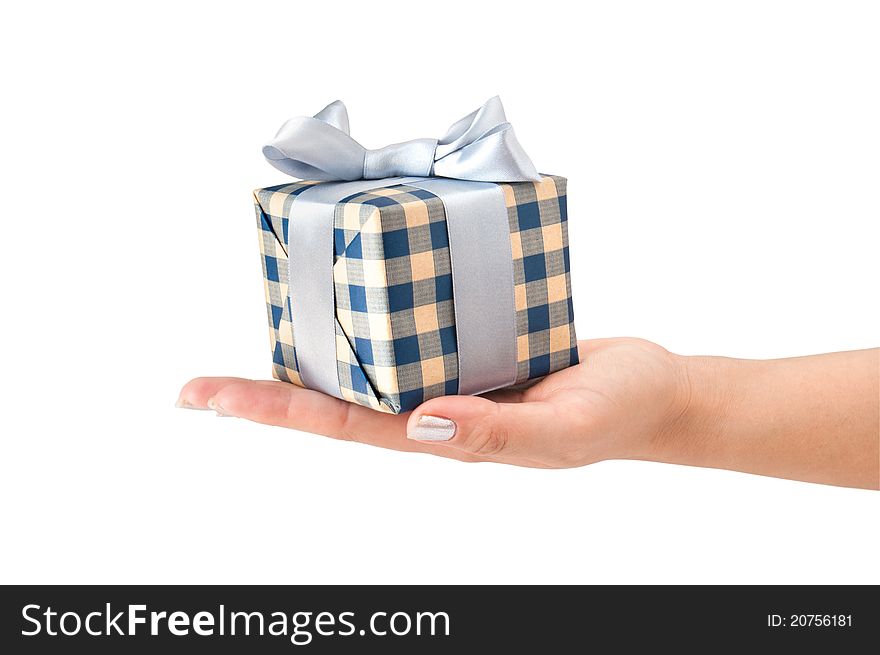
[406,394,556,460]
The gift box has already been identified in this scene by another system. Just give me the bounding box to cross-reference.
[252,99,578,414]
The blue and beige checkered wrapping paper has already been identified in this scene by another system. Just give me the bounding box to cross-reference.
[253,175,578,414]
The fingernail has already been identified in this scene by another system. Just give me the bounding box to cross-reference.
[175,398,209,410]
[407,415,456,442]
[207,398,233,418]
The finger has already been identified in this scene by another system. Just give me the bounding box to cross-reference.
[405,394,559,462]
[205,379,480,461]
[210,379,398,438]
[177,376,258,409]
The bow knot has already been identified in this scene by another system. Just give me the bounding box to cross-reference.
[262,97,540,183]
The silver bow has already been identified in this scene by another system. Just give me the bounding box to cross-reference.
[262,96,541,183]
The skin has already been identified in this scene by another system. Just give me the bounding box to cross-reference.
[178,338,880,490]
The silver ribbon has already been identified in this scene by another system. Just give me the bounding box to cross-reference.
[263,97,541,183]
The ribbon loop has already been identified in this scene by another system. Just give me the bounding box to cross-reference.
[263,97,540,183]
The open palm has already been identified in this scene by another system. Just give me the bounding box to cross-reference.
[178,338,686,467]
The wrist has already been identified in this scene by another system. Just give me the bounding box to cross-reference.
[652,353,739,466]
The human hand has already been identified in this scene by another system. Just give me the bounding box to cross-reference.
[177,338,689,467]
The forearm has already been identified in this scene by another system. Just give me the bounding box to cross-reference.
[654,349,880,489]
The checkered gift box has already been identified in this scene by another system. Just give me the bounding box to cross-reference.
[253,175,578,414]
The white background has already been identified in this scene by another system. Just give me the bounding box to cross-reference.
[1,1,877,584]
